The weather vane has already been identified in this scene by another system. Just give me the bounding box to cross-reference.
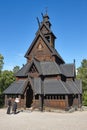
[45,7,48,14]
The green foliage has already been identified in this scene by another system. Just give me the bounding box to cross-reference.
[0,70,16,107]
[0,70,16,94]
[77,59,87,106]
[0,54,4,73]
[0,53,20,107]
[77,59,87,92]
[82,91,87,106]
[0,94,4,108]
[13,66,20,74]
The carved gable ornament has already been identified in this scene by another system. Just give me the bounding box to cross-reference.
[41,25,49,34]
[37,40,43,50]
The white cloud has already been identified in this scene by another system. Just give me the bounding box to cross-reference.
[17,53,24,57]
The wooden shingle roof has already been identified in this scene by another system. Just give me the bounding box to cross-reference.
[3,79,28,94]
[44,79,82,94]
[60,64,75,77]
[15,58,75,77]
[3,78,82,95]
[15,63,30,77]
[24,31,65,63]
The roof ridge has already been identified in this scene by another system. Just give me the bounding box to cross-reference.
[54,62,61,74]
[59,80,69,94]
[28,58,42,75]
[66,80,79,94]
[71,80,80,93]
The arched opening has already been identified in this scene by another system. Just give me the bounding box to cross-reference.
[68,94,74,107]
[26,84,33,108]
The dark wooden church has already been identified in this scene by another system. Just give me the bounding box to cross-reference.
[4,13,82,111]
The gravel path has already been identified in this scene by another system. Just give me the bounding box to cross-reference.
[0,108,87,130]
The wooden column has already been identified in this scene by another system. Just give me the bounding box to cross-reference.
[78,94,81,108]
[5,95,7,107]
[65,95,69,109]
[24,93,26,109]
[81,94,82,106]
[40,76,44,111]
[38,76,44,111]
[18,95,21,108]
[39,95,41,110]
[39,95,44,111]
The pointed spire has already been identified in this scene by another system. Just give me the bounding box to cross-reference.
[41,9,51,29]
[73,59,76,78]
[45,7,48,15]
[43,11,49,22]
[73,59,76,65]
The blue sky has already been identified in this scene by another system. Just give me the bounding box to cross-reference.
[0,0,87,70]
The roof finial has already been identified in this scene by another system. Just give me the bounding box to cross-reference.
[73,59,76,65]
[45,7,48,15]
[41,13,44,18]
[36,17,40,28]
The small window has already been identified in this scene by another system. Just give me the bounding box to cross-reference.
[38,44,43,50]
[35,94,39,100]
[21,95,24,99]
[76,95,78,98]
[45,36,50,42]
[7,95,18,98]
[37,40,43,50]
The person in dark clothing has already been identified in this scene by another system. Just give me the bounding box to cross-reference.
[7,97,12,114]
[12,101,17,114]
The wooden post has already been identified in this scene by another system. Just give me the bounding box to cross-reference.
[41,76,44,111]
[65,95,69,110]
[5,95,7,107]
[39,95,41,110]
[39,95,44,111]
[18,95,21,109]
[78,94,81,108]
[24,93,26,109]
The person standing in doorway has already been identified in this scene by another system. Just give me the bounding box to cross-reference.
[7,97,12,114]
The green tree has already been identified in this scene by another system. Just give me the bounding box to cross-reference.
[77,59,87,106]
[77,59,87,92]
[0,54,4,107]
[13,66,20,74]
[82,91,87,106]
[0,70,16,93]
[0,70,16,107]
[0,54,4,73]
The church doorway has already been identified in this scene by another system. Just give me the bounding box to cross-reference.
[68,94,74,107]
[26,84,33,108]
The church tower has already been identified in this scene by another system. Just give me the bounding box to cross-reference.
[40,13,56,48]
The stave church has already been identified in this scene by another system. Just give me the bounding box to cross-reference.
[3,13,82,111]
